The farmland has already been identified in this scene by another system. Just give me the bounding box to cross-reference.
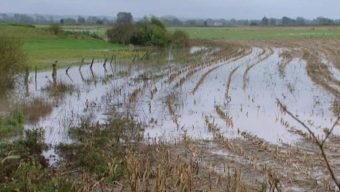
[169,26,340,40]
[56,25,340,40]
[0,24,128,69]
[1,22,340,191]
[11,24,340,70]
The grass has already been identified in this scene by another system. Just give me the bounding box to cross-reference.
[169,26,340,40]
[41,81,76,98]
[36,25,110,39]
[40,25,340,41]
[0,24,127,70]
[8,24,339,70]
[0,113,24,140]
[53,25,340,41]
[0,114,251,191]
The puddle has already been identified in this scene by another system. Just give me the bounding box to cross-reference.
[321,55,340,82]
[190,46,208,54]
[11,47,339,162]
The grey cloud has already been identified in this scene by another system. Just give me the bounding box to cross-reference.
[1,0,340,19]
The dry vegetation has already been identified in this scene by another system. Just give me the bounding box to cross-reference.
[22,98,53,124]
[215,105,234,128]
[41,81,76,98]
[1,37,340,191]
[0,35,25,95]
[225,66,240,100]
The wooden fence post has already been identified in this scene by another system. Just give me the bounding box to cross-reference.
[52,61,57,84]
[24,67,29,96]
[35,66,37,91]
[79,58,84,71]
[90,58,94,71]
[103,58,108,72]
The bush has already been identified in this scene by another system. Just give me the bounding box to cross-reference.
[106,23,135,44]
[0,129,71,192]
[171,30,190,48]
[57,117,143,178]
[131,17,171,47]
[0,35,25,94]
[107,16,190,48]
[48,24,62,35]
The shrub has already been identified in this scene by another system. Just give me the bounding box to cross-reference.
[0,35,25,94]
[48,24,62,35]
[107,16,183,48]
[0,129,72,192]
[57,117,143,178]
[171,30,190,48]
[106,23,135,44]
[131,17,171,47]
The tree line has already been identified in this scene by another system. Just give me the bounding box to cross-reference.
[0,13,113,25]
[160,16,340,27]
[106,12,189,48]
[2,13,340,27]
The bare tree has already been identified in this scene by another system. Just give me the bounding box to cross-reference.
[277,99,340,190]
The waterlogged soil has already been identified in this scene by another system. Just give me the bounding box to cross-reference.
[13,43,340,190]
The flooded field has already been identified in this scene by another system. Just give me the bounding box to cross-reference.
[10,41,340,190]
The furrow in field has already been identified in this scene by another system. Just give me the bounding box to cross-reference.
[215,105,234,128]
[307,41,340,85]
[223,48,299,143]
[317,49,340,83]
[132,66,178,120]
[290,41,340,98]
[225,66,240,100]
[278,49,301,77]
[245,48,337,137]
[204,114,337,190]
[173,47,248,89]
[138,47,254,140]
[303,49,340,98]
[317,41,340,71]
[191,48,253,95]
[243,48,274,90]
[25,62,148,145]
[164,48,258,141]
[192,65,223,94]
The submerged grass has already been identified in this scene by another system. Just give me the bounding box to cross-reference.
[0,128,67,192]
[332,99,340,116]
[56,116,143,185]
[22,98,53,124]
[42,81,76,98]
[0,109,252,191]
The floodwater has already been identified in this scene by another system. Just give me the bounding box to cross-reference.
[14,47,339,160]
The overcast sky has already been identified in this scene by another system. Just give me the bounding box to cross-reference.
[1,0,340,19]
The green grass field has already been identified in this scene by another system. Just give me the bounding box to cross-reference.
[169,26,340,40]
[24,38,127,70]
[3,24,340,70]
[55,25,340,41]
[0,24,127,70]
[36,25,110,40]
